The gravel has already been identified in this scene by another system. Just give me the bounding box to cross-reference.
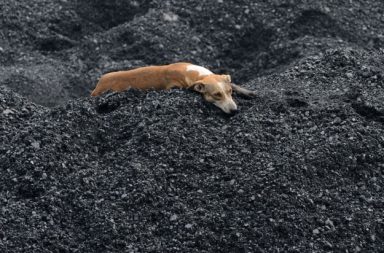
[1,0,384,252]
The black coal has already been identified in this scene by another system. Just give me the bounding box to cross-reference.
[1,0,384,252]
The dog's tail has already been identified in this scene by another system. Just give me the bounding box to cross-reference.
[91,75,110,96]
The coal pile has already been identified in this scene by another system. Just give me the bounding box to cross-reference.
[1,0,384,252]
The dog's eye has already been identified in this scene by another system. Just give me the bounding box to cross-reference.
[213,92,222,98]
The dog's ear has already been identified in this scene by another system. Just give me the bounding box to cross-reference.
[191,82,206,93]
[221,75,231,83]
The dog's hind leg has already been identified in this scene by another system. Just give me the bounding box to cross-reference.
[91,75,116,96]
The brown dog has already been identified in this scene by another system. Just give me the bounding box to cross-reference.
[91,62,256,114]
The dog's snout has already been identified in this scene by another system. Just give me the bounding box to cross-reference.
[228,108,238,115]
[213,98,238,114]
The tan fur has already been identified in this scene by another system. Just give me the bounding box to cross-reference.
[91,62,256,113]
[91,63,202,96]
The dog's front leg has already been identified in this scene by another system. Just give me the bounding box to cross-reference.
[231,83,257,98]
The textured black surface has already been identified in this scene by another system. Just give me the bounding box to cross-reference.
[1,0,384,252]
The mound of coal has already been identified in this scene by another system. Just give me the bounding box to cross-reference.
[1,0,384,252]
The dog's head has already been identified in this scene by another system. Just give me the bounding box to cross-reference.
[192,74,237,114]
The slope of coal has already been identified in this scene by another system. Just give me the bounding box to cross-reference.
[1,0,384,252]
[2,0,384,107]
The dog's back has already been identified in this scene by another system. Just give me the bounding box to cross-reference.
[91,63,203,96]
[91,65,169,96]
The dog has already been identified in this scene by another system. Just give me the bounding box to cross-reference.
[91,62,256,114]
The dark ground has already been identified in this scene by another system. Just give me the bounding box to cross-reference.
[1,0,384,252]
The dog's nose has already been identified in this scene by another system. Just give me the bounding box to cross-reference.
[228,108,239,115]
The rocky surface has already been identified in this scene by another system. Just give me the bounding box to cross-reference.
[1,0,384,252]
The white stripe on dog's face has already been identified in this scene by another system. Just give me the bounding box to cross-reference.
[214,82,237,113]
[214,97,237,113]
[218,82,227,90]
[186,64,213,77]
[195,74,237,113]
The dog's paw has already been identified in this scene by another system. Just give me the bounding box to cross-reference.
[240,90,257,99]
[247,91,257,97]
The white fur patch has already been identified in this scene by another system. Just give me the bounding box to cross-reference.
[186,64,213,77]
